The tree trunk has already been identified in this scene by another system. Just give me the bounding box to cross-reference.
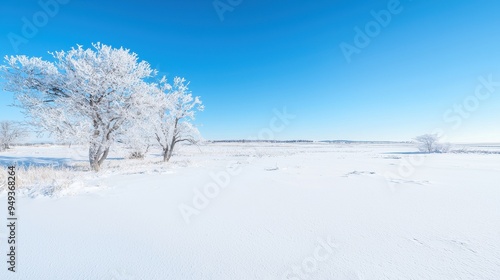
[89,144,110,172]
[166,141,176,162]
[166,148,173,162]
[162,143,175,162]
[163,148,172,162]
[98,147,110,166]
[89,157,100,172]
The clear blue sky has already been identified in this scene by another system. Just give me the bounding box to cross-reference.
[1,0,499,142]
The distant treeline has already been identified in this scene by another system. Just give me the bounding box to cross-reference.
[318,140,411,144]
[208,140,411,144]
[209,140,314,143]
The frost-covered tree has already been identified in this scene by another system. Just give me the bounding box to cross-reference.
[414,133,450,153]
[154,77,203,162]
[0,121,25,150]
[1,43,157,171]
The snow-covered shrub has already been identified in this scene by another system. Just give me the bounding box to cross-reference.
[450,148,500,154]
[434,142,451,153]
[128,150,147,159]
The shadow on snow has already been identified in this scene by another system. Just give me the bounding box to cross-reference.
[0,156,124,169]
[382,151,429,155]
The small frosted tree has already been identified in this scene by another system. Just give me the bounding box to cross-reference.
[154,77,203,162]
[414,134,450,153]
[1,43,157,171]
[0,121,25,150]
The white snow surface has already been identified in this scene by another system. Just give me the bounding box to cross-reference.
[0,142,499,279]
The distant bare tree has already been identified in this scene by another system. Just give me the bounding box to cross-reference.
[0,121,25,150]
[414,134,450,153]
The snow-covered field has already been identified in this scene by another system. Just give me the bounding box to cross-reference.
[0,142,499,279]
